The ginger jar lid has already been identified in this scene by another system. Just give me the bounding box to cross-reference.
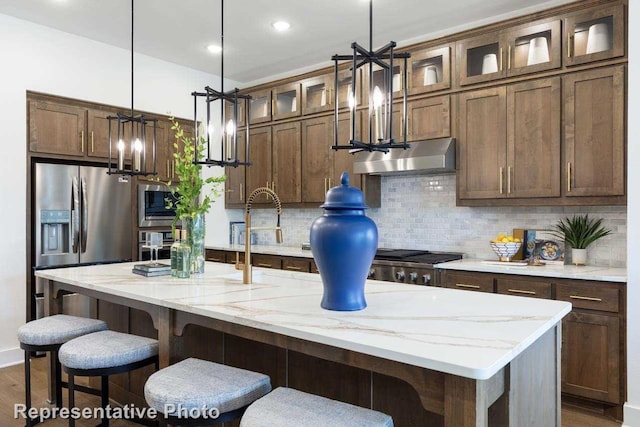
[321,172,369,210]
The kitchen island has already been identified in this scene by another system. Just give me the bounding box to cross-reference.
[37,261,571,426]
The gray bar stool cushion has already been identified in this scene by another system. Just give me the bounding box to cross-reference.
[59,330,158,370]
[18,314,107,346]
[240,387,394,427]
[145,358,272,416]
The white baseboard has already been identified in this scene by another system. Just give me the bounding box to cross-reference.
[0,347,23,368]
[624,403,640,427]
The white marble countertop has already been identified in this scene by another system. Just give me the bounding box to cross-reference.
[207,244,314,258]
[36,261,570,380]
[435,259,627,282]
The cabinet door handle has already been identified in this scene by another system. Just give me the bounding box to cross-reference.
[91,131,94,153]
[240,183,243,202]
[80,130,85,153]
[257,263,272,268]
[324,177,327,193]
[507,166,512,194]
[172,160,175,179]
[507,45,511,70]
[499,167,504,194]
[570,295,602,302]
[567,33,572,58]
[567,162,572,192]
[328,177,332,188]
[166,160,170,177]
[208,257,224,262]
[455,283,480,289]
[507,289,536,295]
[285,266,302,271]
[499,48,503,71]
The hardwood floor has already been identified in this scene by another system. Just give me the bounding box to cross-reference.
[1,356,623,426]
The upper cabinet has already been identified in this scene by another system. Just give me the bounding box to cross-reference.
[564,4,625,67]
[272,82,301,121]
[457,19,561,85]
[407,45,451,95]
[335,68,363,110]
[248,88,272,125]
[301,74,332,115]
[225,97,246,128]
[29,100,87,157]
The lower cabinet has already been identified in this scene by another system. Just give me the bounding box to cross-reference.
[439,269,625,417]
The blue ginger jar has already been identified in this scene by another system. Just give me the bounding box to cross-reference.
[310,172,378,311]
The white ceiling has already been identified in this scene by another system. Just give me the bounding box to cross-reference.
[0,0,575,85]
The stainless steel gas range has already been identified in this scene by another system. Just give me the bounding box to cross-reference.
[369,249,463,285]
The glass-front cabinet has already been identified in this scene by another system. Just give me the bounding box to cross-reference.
[457,19,561,85]
[301,74,332,115]
[407,45,451,95]
[248,88,271,125]
[364,62,405,101]
[335,68,362,110]
[564,4,625,67]
[272,82,301,121]
[224,97,246,128]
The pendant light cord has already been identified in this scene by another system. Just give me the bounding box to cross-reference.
[369,0,373,52]
[131,0,134,117]
[221,0,224,92]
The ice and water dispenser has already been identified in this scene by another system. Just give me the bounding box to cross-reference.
[40,209,71,255]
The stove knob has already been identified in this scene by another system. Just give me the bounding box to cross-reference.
[409,272,418,282]
[368,268,376,278]
[422,274,431,285]
[395,270,405,281]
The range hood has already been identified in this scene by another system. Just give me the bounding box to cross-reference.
[353,137,456,175]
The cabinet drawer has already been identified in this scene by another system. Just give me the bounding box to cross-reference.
[442,271,494,293]
[252,254,282,269]
[206,250,227,263]
[496,277,552,299]
[225,251,244,264]
[311,259,319,274]
[556,282,619,313]
[282,257,311,273]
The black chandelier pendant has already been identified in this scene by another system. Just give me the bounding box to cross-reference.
[331,0,411,153]
[192,0,251,168]
[107,0,157,176]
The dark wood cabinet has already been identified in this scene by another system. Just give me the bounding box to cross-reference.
[457,19,561,86]
[252,253,282,269]
[273,82,301,121]
[563,65,625,198]
[407,45,451,95]
[407,95,451,140]
[301,116,333,203]
[440,270,494,293]
[564,4,625,67]
[301,74,332,115]
[248,88,272,125]
[246,126,273,205]
[458,77,561,200]
[495,276,552,299]
[29,100,87,157]
[272,122,302,203]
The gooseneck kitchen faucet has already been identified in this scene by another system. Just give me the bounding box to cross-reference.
[236,187,282,284]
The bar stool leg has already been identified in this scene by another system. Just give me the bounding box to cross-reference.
[54,351,63,409]
[101,375,109,427]
[68,373,75,427]
[24,351,32,427]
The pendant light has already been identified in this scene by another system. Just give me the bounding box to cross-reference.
[331,0,410,153]
[107,0,157,176]
[192,0,251,167]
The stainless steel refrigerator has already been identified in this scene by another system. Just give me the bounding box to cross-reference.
[32,162,132,318]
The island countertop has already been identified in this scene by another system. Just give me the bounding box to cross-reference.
[36,261,570,380]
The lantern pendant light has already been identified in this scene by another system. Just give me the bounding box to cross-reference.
[192,0,252,167]
[107,0,157,176]
[331,0,410,153]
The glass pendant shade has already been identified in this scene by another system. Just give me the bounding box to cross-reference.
[331,0,410,153]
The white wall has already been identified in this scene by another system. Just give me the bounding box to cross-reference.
[624,2,639,425]
[0,13,233,365]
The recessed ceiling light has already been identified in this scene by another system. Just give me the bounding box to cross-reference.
[272,21,291,32]
[206,44,222,54]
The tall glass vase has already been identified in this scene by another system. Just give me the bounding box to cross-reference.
[184,213,205,274]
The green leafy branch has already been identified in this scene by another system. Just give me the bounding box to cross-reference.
[160,117,226,227]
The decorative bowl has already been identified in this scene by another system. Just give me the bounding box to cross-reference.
[490,241,522,262]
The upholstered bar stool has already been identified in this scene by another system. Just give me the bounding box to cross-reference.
[144,358,272,425]
[240,387,394,427]
[59,330,159,427]
[18,314,108,427]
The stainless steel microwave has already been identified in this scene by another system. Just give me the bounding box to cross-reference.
[138,184,178,227]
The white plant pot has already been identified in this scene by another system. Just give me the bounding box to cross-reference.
[572,248,587,266]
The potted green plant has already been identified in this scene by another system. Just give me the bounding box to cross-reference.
[161,117,226,274]
[549,214,612,265]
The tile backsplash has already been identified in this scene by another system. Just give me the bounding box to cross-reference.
[240,174,627,268]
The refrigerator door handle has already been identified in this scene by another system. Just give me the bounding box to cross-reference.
[81,176,88,253]
[71,177,80,253]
